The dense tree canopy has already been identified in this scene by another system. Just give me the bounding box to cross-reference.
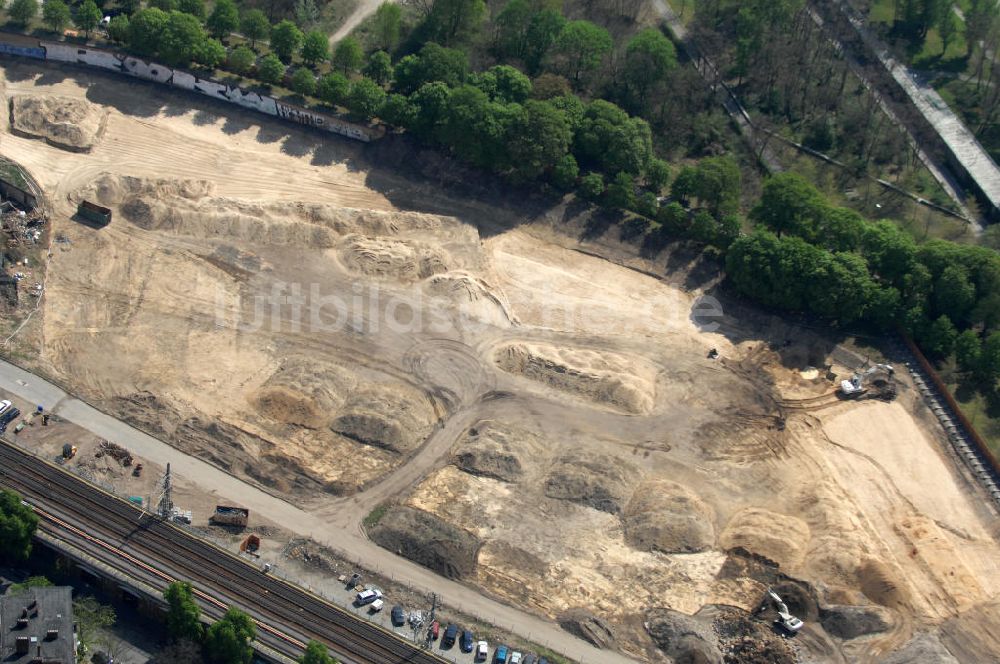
[206,0,238,38]
[299,640,338,664]
[164,582,202,642]
[270,19,303,62]
[203,608,255,664]
[0,489,38,563]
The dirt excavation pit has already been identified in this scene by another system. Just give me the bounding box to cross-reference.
[10,94,105,150]
[10,67,1000,664]
[493,342,657,414]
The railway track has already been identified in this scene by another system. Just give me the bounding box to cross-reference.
[0,439,445,664]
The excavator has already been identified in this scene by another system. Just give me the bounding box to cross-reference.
[764,589,804,634]
[838,363,895,400]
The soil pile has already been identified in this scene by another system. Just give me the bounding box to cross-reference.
[494,343,656,414]
[719,508,810,570]
[855,557,911,609]
[882,633,959,664]
[543,451,639,514]
[557,608,617,649]
[251,361,354,428]
[646,607,722,664]
[425,271,515,325]
[712,606,795,664]
[623,480,716,553]
[819,604,893,639]
[368,506,481,579]
[338,235,450,281]
[10,94,104,150]
[451,421,543,482]
[330,385,435,453]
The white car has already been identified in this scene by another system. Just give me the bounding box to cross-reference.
[475,642,488,662]
[0,400,11,416]
[510,652,522,664]
[355,588,382,606]
[370,598,384,612]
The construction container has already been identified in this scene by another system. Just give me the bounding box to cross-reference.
[77,200,112,226]
[211,505,249,527]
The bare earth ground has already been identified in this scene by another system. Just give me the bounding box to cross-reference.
[1,60,999,663]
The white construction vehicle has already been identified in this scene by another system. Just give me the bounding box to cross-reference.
[766,589,804,634]
[838,363,895,399]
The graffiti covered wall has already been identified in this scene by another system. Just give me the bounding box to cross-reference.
[33,41,380,142]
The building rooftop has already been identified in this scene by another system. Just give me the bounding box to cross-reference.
[0,586,76,664]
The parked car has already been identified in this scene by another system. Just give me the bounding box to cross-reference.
[537,658,548,664]
[494,644,509,663]
[475,641,489,662]
[391,605,405,626]
[354,588,382,606]
[429,621,440,640]
[0,400,11,416]
[370,598,384,612]
[0,407,20,431]
[442,623,458,647]
[510,652,522,664]
[521,655,536,664]
[461,629,474,652]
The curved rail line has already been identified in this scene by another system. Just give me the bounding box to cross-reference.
[0,439,444,664]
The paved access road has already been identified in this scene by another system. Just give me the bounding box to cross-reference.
[0,358,639,664]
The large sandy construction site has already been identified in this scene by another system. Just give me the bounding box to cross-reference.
[2,59,1000,663]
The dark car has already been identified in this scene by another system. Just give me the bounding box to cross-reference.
[390,605,405,626]
[522,655,537,664]
[0,407,20,431]
[537,658,548,664]
[442,623,458,647]
[460,629,474,652]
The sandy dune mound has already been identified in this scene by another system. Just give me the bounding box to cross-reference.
[856,557,911,609]
[251,361,355,428]
[330,384,435,453]
[452,421,544,482]
[543,451,639,514]
[368,506,481,579]
[719,508,810,570]
[337,235,450,281]
[10,94,105,150]
[494,343,657,414]
[80,173,215,207]
[624,480,716,553]
[696,413,786,463]
[425,271,515,325]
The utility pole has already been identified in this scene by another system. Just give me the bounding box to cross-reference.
[424,593,437,648]
[157,463,173,518]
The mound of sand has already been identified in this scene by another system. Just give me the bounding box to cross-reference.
[338,235,450,281]
[368,506,480,579]
[719,508,810,570]
[452,421,543,482]
[251,361,355,428]
[856,557,911,609]
[645,608,722,664]
[696,413,786,463]
[493,343,656,414]
[543,451,639,515]
[425,271,515,325]
[819,604,893,640]
[623,480,716,553]
[81,173,214,207]
[330,385,435,453]
[10,94,104,150]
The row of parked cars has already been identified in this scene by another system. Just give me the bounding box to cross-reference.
[0,400,20,432]
[354,587,548,664]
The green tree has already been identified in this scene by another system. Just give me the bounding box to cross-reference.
[635,191,658,218]
[294,0,318,27]
[955,329,982,373]
[750,172,824,238]
[934,264,976,324]
[551,153,578,190]
[8,576,52,595]
[373,1,401,50]
[920,314,958,358]
[689,209,717,244]
[438,85,514,168]
[207,0,238,39]
[127,7,168,56]
[203,608,255,664]
[177,0,204,18]
[228,44,256,74]
[75,0,101,34]
[657,201,688,235]
[692,155,741,216]
[365,50,393,86]
[347,77,387,120]
[107,13,129,42]
[425,0,485,44]
[74,596,116,657]
[9,0,38,25]
[0,490,38,563]
[523,9,565,74]
[605,171,635,209]
[159,10,206,66]
[257,53,285,84]
[270,19,303,62]
[332,36,363,74]
[573,99,653,176]
[240,9,270,49]
[317,71,349,105]
[579,171,604,201]
[291,67,316,95]
[380,92,414,126]
[508,99,571,180]
[494,0,531,58]
[42,0,71,33]
[393,42,468,94]
[550,20,611,83]
[194,37,226,67]
[300,30,328,66]
[671,166,697,205]
[151,0,177,11]
[646,158,670,193]
[299,640,337,664]
[478,64,531,103]
[164,582,202,642]
[408,80,452,137]
[623,27,676,109]
[120,0,140,14]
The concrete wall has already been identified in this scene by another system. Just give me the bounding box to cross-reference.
[35,41,380,143]
[0,42,45,60]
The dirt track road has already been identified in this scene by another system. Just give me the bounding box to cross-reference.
[0,357,639,664]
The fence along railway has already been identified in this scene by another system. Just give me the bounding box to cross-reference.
[0,437,446,664]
